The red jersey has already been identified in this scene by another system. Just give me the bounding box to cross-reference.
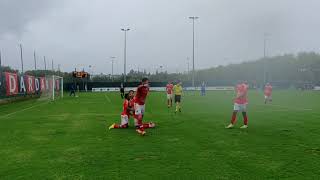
[121,99,130,116]
[134,84,150,105]
[234,83,248,104]
[166,84,174,94]
[121,99,134,116]
[129,98,134,108]
[264,85,272,96]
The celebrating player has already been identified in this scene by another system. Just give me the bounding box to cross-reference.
[134,78,155,136]
[173,81,183,113]
[226,81,249,129]
[166,81,174,108]
[264,83,273,104]
[109,90,135,129]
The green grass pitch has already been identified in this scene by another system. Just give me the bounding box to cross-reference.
[0,90,320,179]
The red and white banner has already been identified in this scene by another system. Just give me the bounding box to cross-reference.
[3,72,56,96]
[5,72,19,96]
[40,77,46,92]
[48,79,53,90]
[55,79,60,90]
[26,75,35,94]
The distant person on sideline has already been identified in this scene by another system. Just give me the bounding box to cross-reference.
[120,83,125,99]
[70,84,76,97]
[200,81,206,96]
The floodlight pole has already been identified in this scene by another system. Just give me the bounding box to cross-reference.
[52,59,54,71]
[187,57,190,75]
[189,16,199,89]
[263,33,270,85]
[19,44,24,74]
[121,28,130,83]
[110,56,116,82]
[34,50,37,70]
[0,50,2,75]
[0,50,2,68]
[44,56,47,71]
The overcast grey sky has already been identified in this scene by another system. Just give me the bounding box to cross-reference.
[0,0,320,74]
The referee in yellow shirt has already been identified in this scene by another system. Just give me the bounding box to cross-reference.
[173,81,183,113]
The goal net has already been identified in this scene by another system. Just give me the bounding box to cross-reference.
[40,75,64,101]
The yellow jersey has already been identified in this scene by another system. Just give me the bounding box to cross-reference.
[173,85,183,95]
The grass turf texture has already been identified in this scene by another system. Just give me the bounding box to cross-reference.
[0,90,320,179]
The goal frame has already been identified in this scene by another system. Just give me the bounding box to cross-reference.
[51,75,64,101]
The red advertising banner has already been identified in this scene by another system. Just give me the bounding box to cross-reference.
[5,72,18,96]
[26,75,35,94]
[48,79,53,90]
[3,72,61,98]
[55,79,60,90]
[35,78,40,92]
[40,77,46,92]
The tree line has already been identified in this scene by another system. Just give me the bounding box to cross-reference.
[2,51,320,87]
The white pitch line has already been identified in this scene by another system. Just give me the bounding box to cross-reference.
[105,94,111,103]
[0,101,48,119]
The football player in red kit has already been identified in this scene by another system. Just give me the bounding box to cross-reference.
[109,90,135,129]
[226,81,249,129]
[134,78,155,136]
[166,81,174,108]
[264,83,273,104]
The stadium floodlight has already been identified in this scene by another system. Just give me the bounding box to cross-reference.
[0,49,2,68]
[52,59,54,71]
[110,56,116,81]
[34,50,37,70]
[189,17,199,89]
[121,28,130,83]
[44,56,47,71]
[19,43,24,74]
[263,33,271,85]
[187,57,190,76]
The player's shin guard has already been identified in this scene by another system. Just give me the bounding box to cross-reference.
[142,122,156,128]
[120,124,128,128]
[231,112,237,124]
[134,114,144,129]
[176,103,180,112]
[113,124,128,128]
[242,112,248,125]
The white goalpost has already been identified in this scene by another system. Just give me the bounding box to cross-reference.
[40,75,64,101]
[52,75,64,101]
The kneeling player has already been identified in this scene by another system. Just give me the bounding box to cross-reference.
[264,83,272,104]
[109,90,134,129]
[226,81,249,129]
